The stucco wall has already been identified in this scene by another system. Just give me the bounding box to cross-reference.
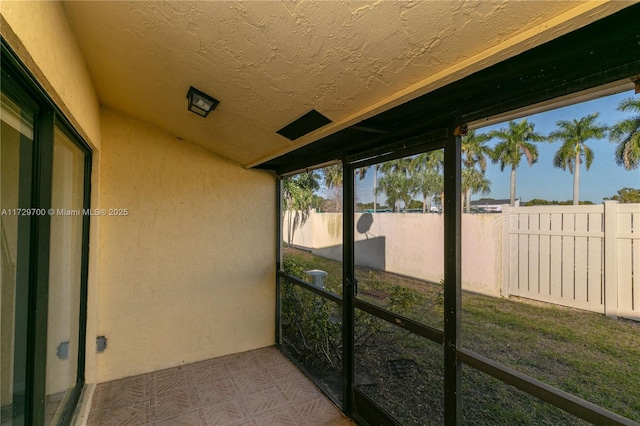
[1,0,103,384]
[96,108,275,382]
[284,211,503,297]
[0,1,101,150]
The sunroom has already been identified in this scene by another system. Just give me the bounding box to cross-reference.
[1,2,639,425]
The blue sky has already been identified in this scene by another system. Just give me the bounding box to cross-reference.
[354,89,639,205]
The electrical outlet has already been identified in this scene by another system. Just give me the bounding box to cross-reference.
[96,336,107,352]
[57,341,69,360]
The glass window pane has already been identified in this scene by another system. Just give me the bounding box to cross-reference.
[45,126,85,425]
[1,92,34,425]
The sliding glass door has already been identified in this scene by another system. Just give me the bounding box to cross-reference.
[1,87,36,426]
[44,126,88,425]
[1,42,91,426]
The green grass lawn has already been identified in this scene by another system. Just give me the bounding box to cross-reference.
[283,247,640,424]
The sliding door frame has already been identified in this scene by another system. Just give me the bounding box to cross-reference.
[1,39,92,426]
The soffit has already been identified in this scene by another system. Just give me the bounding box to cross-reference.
[258,2,640,174]
[62,1,625,166]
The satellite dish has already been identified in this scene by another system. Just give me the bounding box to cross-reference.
[357,213,373,235]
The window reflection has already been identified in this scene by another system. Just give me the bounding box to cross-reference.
[1,92,34,425]
[45,126,85,425]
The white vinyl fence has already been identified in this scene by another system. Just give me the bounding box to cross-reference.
[503,202,639,320]
[503,205,606,313]
[283,201,640,321]
[614,203,640,320]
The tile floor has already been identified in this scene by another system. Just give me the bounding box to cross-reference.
[87,346,354,425]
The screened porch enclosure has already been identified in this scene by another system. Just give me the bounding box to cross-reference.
[1,2,640,425]
[265,5,640,424]
[275,122,640,426]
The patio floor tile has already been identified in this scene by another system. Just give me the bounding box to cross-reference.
[88,346,354,425]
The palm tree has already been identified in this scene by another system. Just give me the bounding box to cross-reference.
[411,150,444,173]
[322,164,343,212]
[461,130,492,213]
[376,171,416,212]
[489,120,544,206]
[282,172,319,244]
[548,113,608,205]
[380,157,412,176]
[377,158,416,212]
[462,130,491,172]
[609,97,640,170]
[414,168,443,213]
[411,150,444,213]
[376,172,400,212]
[462,167,491,213]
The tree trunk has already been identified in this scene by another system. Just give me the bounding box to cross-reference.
[334,186,343,213]
[291,211,298,244]
[510,166,517,206]
[573,148,581,205]
[465,188,471,213]
[373,167,378,213]
[282,213,287,245]
[423,195,427,214]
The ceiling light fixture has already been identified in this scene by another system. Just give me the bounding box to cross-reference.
[186,86,219,117]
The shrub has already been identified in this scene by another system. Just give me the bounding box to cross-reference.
[281,279,342,367]
[282,256,305,279]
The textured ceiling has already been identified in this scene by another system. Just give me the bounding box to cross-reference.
[62,1,624,167]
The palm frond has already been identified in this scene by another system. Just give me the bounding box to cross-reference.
[610,98,640,170]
